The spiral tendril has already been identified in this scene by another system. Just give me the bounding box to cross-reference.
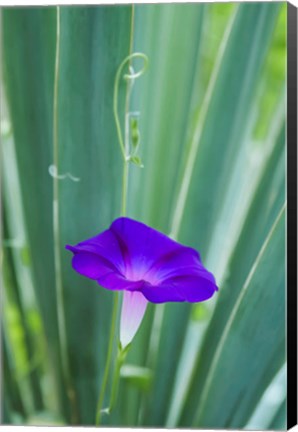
[113,52,148,161]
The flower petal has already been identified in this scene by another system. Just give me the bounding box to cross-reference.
[69,251,116,280]
[120,291,148,348]
[110,217,200,280]
[141,281,185,303]
[141,273,217,304]
[97,273,144,292]
[67,249,143,292]
[66,228,125,274]
[143,246,205,284]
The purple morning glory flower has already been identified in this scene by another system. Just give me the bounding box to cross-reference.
[66,217,217,302]
[66,217,218,346]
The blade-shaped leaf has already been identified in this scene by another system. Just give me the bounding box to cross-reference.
[57,6,132,424]
[1,8,69,418]
[179,121,285,426]
[268,398,286,430]
[2,5,133,424]
[194,205,286,428]
[177,3,281,255]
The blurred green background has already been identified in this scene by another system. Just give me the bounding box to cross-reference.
[1,2,286,428]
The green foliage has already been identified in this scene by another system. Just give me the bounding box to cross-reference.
[2,3,286,429]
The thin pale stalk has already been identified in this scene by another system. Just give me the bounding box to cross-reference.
[52,6,77,423]
[108,344,131,413]
[121,155,129,216]
[95,7,149,424]
[95,292,119,425]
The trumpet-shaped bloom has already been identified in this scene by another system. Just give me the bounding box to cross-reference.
[66,217,218,303]
[66,217,218,346]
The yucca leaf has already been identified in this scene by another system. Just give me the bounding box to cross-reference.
[2,7,69,419]
[57,6,132,424]
[2,5,133,424]
[2,326,26,422]
[126,5,209,426]
[1,118,48,413]
[129,4,206,230]
[245,364,286,430]
[194,205,285,428]
[269,398,286,429]
[130,2,283,427]
[177,2,281,255]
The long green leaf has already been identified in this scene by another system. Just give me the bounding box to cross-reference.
[2,5,133,424]
[194,205,286,428]
[2,321,26,422]
[128,4,208,426]
[57,6,132,424]
[176,3,281,254]
[269,398,286,430]
[245,364,286,429]
[179,120,285,426]
[2,7,68,418]
[135,3,282,427]
[175,4,284,425]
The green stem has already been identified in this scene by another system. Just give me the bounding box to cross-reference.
[113,52,148,163]
[95,15,148,424]
[53,6,77,423]
[121,161,129,216]
[109,344,131,413]
[95,292,119,426]
[109,356,122,414]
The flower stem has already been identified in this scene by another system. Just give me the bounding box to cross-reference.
[115,52,148,216]
[108,344,130,413]
[95,11,148,424]
[53,6,78,423]
[95,292,119,426]
[121,161,129,217]
[113,52,148,163]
